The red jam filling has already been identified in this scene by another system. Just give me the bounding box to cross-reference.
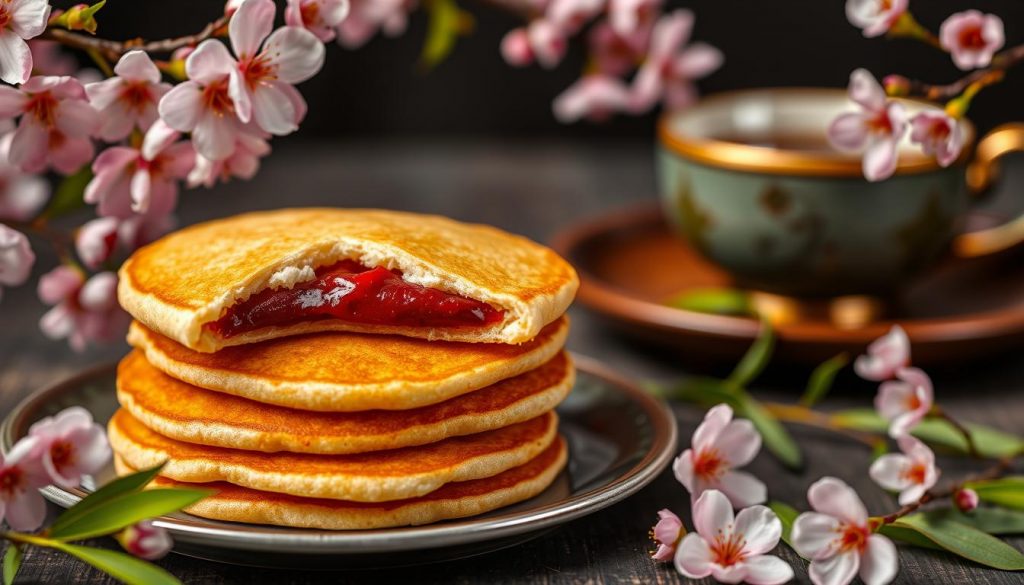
[207,260,505,338]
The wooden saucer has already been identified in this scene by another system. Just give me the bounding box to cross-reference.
[553,205,1024,366]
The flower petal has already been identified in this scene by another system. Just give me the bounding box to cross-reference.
[130,168,152,214]
[809,550,860,585]
[263,26,326,84]
[673,533,713,579]
[113,50,162,83]
[0,30,32,85]
[827,112,868,151]
[692,403,733,452]
[158,81,203,132]
[9,120,47,171]
[56,98,99,137]
[849,68,885,111]
[869,454,911,492]
[718,470,767,508]
[732,505,782,556]
[9,0,50,39]
[185,40,236,84]
[192,110,238,161]
[251,81,299,135]
[808,477,868,524]
[860,534,898,585]
[863,137,898,182]
[673,449,696,492]
[693,488,734,538]
[5,487,46,531]
[0,85,26,117]
[743,555,795,585]
[674,42,723,79]
[716,419,762,467]
[230,0,276,59]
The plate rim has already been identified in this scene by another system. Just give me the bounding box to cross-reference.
[1,353,678,555]
[551,204,1024,346]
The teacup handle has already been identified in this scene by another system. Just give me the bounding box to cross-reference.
[954,123,1024,257]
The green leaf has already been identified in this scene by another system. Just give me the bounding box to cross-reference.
[878,523,943,550]
[832,408,1024,458]
[931,507,1024,535]
[767,501,799,549]
[889,513,1024,570]
[734,391,802,469]
[53,544,180,585]
[3,545,22,585]
[726,321,775,388]
[51,464,166,536]
[419,0,469,70]
[656,377,738,406]
[51,488,210,542]
[799,353,848,407]
[666,288,752,316]
[41,166,92,219]
[967,477,1024,510]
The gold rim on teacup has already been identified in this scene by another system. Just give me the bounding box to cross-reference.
[658,88,977,178]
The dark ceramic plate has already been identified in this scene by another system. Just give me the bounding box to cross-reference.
[554,205,1024,366]
[0,354,677,569]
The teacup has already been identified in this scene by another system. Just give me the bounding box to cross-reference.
[656,88,1024,297]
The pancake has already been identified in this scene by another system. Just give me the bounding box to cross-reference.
[114,437,568,529]
[118,208,578,352]
[108,409,559,502]
[127,317,568,412]
[117,349,574,454]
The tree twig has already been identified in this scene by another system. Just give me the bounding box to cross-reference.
[40,13,230,62]
[903,43,1024,101]
[879,456,1013,524]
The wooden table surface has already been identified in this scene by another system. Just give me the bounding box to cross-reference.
[1,140,1022,584]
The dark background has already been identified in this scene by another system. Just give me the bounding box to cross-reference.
[81,0,1024,139]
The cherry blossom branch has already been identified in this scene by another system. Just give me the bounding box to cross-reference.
[41,13,230,61]
[929,405,981,459]
[878,456,1013,525]
[897,42,1024,101]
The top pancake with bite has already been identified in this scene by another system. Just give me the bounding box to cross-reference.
[118,208,578,352]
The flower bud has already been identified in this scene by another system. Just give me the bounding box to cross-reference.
[882,74,911,97]
[117,520,173,560]
[500,28,534,67]
[955,488,979,513]
[50,2,106,34]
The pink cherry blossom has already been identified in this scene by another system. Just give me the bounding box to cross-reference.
[845,0,908,38]
[75,216,120,269]
[588,19,652,77]
[0,0,50,85]
[546,0,605,36]
[675,489,793,584]
[85,120,195,218]
[827,68,907,182]
[940,11,1004,71]
[955,488,979,513]
[337,0,415,49]
[0,75,100,174]
[608,0,661,36]
[28,40,79,76]
[791,477,898,585]
[28,406,110,489]
[158,40,245,161]
[285,0,351,43]
[118,520,173,560]
[875,367,933,438]
[909,110,965,168]
[86,51,172,141]
[0,223,34,302]
[631,9,723,112]
[674,403,766,509]
[0,133,48,221]
[0,435,47,531]
[188,129,270,188]
[226,0,324,136]
[869,435,939,505]
[38,267,128,351]
[650,508,683,562]
[854,325,910,381]
[553,75,631,123]
[500,28,534,67]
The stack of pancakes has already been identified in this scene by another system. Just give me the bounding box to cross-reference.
[109,209,579,529]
